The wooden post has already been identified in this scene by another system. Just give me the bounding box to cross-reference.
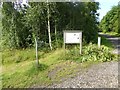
[35,37,39,67]
[79,33,82,54]
[63,31,66,60]
[98,37,101,48]
[63,32,65,50]
[75,45,77,56]
[63,31,66,57]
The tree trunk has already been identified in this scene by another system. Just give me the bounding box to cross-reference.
[55,20,58,47]
[35,36,39,67]
[47,3,52,50]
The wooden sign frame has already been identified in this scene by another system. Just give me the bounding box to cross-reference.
[63,30,82,54]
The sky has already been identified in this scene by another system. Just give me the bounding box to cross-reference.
[97,0,119,21]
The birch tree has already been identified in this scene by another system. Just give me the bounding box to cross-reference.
[47,1,52,50]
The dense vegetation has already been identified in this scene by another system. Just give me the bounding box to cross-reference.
[1,1,118,88]
[2,2,99,49]
[99,5,120,35]
[0,8,2,51]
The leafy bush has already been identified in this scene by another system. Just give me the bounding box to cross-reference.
[58,43,117,62]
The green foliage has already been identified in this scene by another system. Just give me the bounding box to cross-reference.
[118,3,120,34]
[58,43,117,62]
[2,43,117,88]
[25,63,49,76]
[2,2,33,49]
[100,5,119,35]
[82,44,117,62]
[2,2,99,49]
[99,35,113,48]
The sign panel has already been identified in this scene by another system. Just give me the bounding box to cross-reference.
[63,30,82,54]
[64,31,82,44]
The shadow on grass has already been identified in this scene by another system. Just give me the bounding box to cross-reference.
[99,33,120,49]
[100,35,113,48]
[25,63,49,76]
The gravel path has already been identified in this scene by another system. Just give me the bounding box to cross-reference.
[46,34,119,88]
[48,61,118,88]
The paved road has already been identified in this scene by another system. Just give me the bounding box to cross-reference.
[99,33,120,54]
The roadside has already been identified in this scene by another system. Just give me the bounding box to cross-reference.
[2,34,118,88]
[99,33,120,54]
[43,34,119,88]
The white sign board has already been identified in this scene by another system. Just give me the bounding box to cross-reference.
[63,30,82,54]
[64,31,82,44]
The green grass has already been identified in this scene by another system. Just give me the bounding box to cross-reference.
[100,32,120,37]
[2,43,118,88]
[2,49,93,88]
[101,36,113,48]
[2,48,45,64]
[0,13,2,89]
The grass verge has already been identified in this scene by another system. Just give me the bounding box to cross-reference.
[101,36,113,48]
[2,43,118,88]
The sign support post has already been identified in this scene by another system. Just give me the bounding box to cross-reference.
[63,32,65,50]
[80,33,82,54]
[35,37,39,67]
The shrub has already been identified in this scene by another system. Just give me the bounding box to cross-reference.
[58,43,117,62]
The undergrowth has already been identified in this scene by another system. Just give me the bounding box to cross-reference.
[58,43,117,62]
[2,43,118,88]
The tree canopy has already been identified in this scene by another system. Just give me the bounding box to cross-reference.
[99,5,120,34]
[2,2,99,49]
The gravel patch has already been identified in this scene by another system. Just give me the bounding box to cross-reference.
[48,61,118,88]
